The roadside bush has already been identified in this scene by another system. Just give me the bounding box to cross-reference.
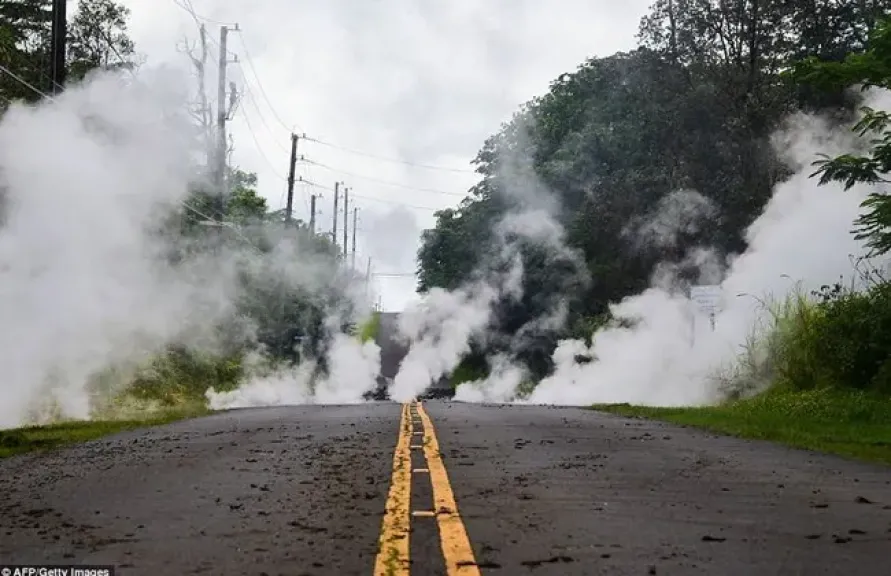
[774,281,891,394]
[127,347,244,406]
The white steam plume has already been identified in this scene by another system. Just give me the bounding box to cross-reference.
[0,68,230,427]
[0,68,379,428]
[392,126,586,401]
[528,94,889,406]
[453,353,527,403]
[389,260,523,402]
[207,331,382,408]
[624,189,719,251]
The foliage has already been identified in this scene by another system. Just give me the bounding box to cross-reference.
[596,387,891,465]
[417,0,891,378]
[127,347,244,406]
[0,0,136,104]
[67,0,136,82]
[776,280,891,394]
[793,19,891,255]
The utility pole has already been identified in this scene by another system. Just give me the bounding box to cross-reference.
[351,207,358,269]
[309,194,317,234]
[342,187,349,258]
[214,24,238,220]
[332,182,340,248]
[50,0,67,94]
[365,257,372,301]
[285,133,299,223]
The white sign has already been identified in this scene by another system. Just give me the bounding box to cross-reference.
[689,285,722,314]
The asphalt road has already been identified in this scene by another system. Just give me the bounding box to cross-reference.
[1,401,890,575]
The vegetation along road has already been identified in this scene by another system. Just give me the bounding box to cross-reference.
[2,401,890,575]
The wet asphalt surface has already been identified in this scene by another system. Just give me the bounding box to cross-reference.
[1,401,891,575]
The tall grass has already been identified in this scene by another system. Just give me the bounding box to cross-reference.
[721,267,891,399]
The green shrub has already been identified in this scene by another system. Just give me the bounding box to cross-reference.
[127,347,244,405]
[769,281,891,394]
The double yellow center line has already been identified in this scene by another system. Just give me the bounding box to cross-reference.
[373,402,481,575]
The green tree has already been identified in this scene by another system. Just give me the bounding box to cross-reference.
[792,19,891,254]
[225,169,268,224]
[0,0,135,105]
[67,0,136,82]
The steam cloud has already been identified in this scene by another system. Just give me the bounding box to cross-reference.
[396,91,891,407]
[0,68,379,428]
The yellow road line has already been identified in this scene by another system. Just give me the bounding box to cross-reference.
[373,403,412,576]
[416,402,481,576]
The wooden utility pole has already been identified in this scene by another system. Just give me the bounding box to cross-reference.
[214,24,239,220]
[342,187,349,258]
[50,0,67,94]
[351,207,358,268]
[332,182,340,247]
[309,194,317,234]
[285,133,299,223]
[365,257,372,301]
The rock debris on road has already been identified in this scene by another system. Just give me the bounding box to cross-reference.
[1,401,889,575]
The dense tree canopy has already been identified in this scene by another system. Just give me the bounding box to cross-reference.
[417,0,891,381]
[0,0,136,104]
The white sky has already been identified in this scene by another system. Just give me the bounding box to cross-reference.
[120,0,649,311]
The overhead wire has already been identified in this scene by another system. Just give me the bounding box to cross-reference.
[178,0,475,184]
[172,2,467,217]
[172,0,237,28]
[0,62,56,102]
[299,158,466,197]
[302,135,477,174]
[230,30,302,134]
[238,104,289,181]
[296,177,441,212]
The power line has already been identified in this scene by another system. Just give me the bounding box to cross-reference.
[239,105,289,181]
[234,64,291,154]
[299,157,466,197]
[296,177,441,212]
[172,0,237,27]
[230,31,302,134]
[0,63,55,101]
[302,135,477,174]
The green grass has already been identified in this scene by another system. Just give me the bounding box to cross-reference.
[595,388,891,466]
[0,405,210,459]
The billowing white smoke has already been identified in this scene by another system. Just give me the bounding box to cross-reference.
[454,353,526,403]
[206,331,381,408]
[0,68,380,428]
[389,134,587,401]
[390,118,589,401]
[528,100,886,406]
[388,259,523,402]
[0,69,226,428]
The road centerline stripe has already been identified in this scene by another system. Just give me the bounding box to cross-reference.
[373,403,412,576]
[416,402,481,576]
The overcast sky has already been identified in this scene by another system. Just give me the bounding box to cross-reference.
[120,0,650,311]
